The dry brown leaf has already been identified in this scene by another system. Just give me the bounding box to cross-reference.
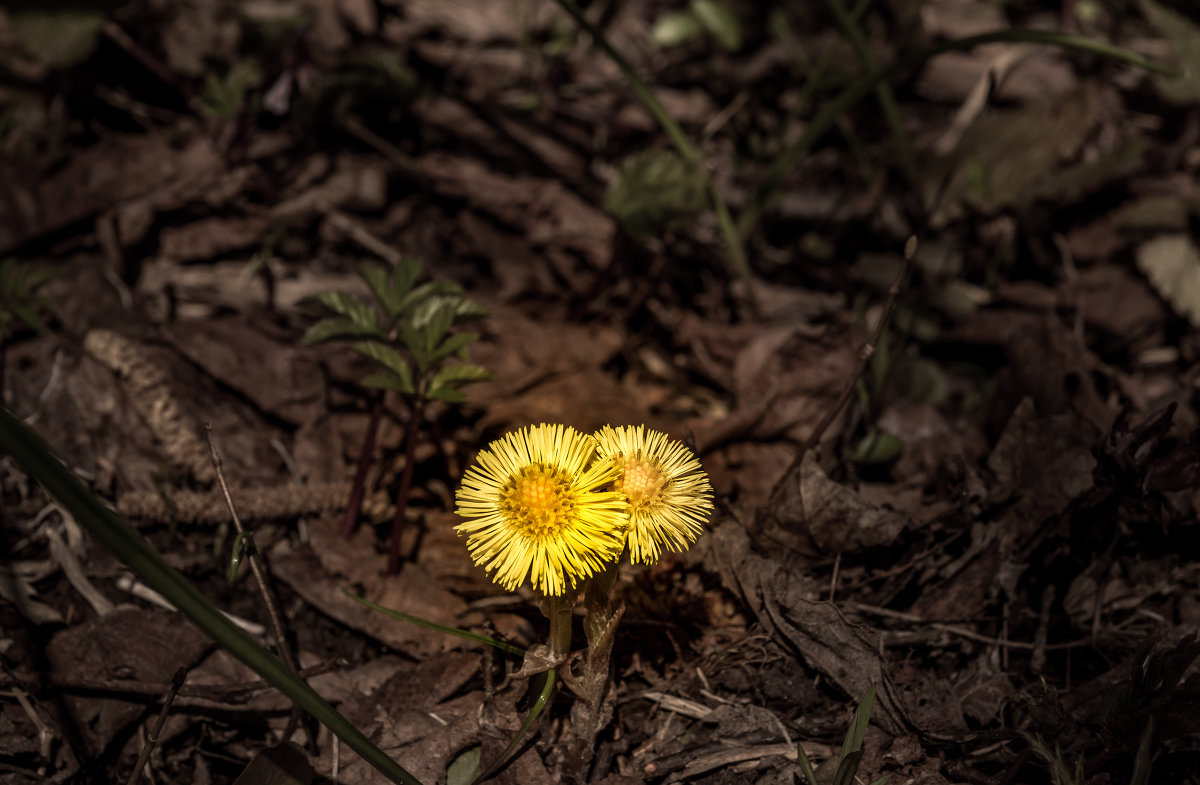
[420,153,615,272]
[771,451,912,555]
[46,608,211,758]
[707,520,917,737]
[270,524,473,658]
[164,316,325,426]
[0,134,225,256]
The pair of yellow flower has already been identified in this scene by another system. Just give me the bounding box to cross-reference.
[454,423,714,597]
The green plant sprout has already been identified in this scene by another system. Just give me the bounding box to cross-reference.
[606,148,709,237]
[0,258,56,402]
[796,685,889,785]
[652,0,743,53]
[304,258,491,574]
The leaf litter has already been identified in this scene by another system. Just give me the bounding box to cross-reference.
[1,1,1200,784]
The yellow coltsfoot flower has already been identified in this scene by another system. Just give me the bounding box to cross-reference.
[593,424,714,564]
[455,423,629,596]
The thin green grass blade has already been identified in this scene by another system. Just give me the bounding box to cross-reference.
[832,749,864,785]
[470,668,556,785]
[341,589,525,656]
[1130,716,1155,785]
[0,406,423,785]
[841,684,876,755]
[551,0,752,289]
[795,741,820,785]
[818,0,917,193]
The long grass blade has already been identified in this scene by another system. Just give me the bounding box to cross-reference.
[0,406,424,785]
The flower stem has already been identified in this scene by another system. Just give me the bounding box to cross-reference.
[386,397,424,575]
[544,590,577,661]
[564,566,624,784]
[339,392,384,539]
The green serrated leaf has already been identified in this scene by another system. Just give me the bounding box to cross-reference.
[393,258,422,299]
[361,372,415,394]
[606,148,708,236]
[400,281,463,322]
[351,341,413,390]
[309,291,380,331]
[394,320,421,357]
[413,295,488,328]
[429,363,493,391]
[361,265,403,319]
[691,0,742,52]
[303,317,384,345]
[421,303,456,357]
[430,332,478,364]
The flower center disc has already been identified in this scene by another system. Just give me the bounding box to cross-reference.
[501,464,574,538]
[617,458,666,508]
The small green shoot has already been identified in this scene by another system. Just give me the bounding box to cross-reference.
[606,148,709,236]
[1024,733,1085,785]
[797,685,889,785]
[226,531,258,585]
[304,258,491,573]
[200,61,262,120]
[470,669,557,785]
[652,0,743,52]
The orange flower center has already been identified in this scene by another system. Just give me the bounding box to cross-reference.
[501,464,576,538]
[616,457,666,509]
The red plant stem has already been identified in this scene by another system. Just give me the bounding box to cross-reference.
[338,392,384,539]
[386,398,424,575]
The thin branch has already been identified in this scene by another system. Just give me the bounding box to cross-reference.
[386,399,424,575]
[125,667,187,785]
[339,393,385,539]
[204,426,305,741]
[770,236,917,502]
